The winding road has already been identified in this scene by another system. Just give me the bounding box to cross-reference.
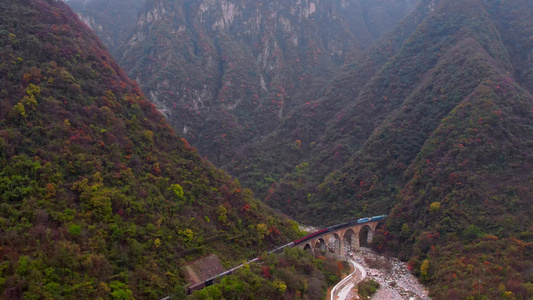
[331,258,367,300]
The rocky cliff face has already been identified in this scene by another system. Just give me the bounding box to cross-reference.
[115,0,418,164]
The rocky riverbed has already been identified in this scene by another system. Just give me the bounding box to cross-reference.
[298,224,431,300]
[349,248,431,300]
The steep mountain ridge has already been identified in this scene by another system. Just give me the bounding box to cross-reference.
[0,0,301,298]
[483,0,533,93]
[385,55,533,298]
[288,0,512,219]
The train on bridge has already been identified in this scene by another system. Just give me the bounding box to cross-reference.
[187,215,387,295]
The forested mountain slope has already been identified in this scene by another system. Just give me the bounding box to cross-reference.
[260,0,533,298]
[265,0,512,220]
[0,0,303,298]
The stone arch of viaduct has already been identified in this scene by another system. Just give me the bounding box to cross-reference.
[298,221,383,256]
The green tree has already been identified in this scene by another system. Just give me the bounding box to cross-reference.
[216,205,228,225]
[169,183,184,199]
[256,223,268,240]
[420,258,430,281]
[68,224,82,236]
[110,282,134,300]
[429,202,441,212]
[178,229,194,243]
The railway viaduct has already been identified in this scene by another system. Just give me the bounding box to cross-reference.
[297,220,383,256]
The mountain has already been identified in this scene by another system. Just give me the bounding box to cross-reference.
[0,0,307,298]
[114,0,418,165]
